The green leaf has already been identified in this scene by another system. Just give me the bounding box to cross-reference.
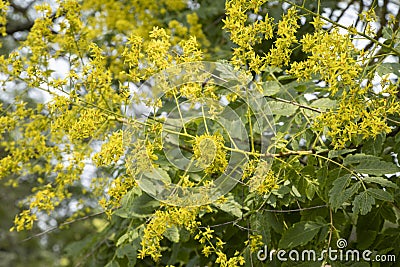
[362,176,398,189]
[116,244,137,266]
[380,203,397,223]
[343,154,381,165]
[144,168,171,184]
[310,98,336,110]
[218,116,247,141]
[377,62,400,77]
[353,191,375,215]
[164,225,180,243]
[329,175,351,209]
[306,183,316,200]
[250,213,271,244]
[297,174,318,201]
[263,65,282,74]
[290,185,302,198]
[343,154,399,175]
[264,212,284,234]
[213,193,242,218]
[116,233,129,247]
[367,188,394,202]
[354,160,399,176]
[382,26,393,39]
[380,228,400,254]
[279,221,326,249]
[273,184,291,198]
[216,61,252,82]
[268,100,298,116]
[114,188,159,218]
[105,260,120,267]
[328,149,356,159]
[356,209,382,250]
[362,134,385,156]
[116,227,141,247]
[65,231,106,258]
[262,81,280,96]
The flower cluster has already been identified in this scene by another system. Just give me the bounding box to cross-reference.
[223,0,400,148]
[315,82,400,147]
[247,160,278,194]
[288,19,400,146]
[0,0,8,39]
[289,29,361,96]
[265,7,299,67]
[99,176,135,218]
[10,210,37,232]
[123,26,204,83]
[195,226,245,266]
[93,130,124,166]
[223,0,274,72]
[193,132,228,176]
[139,206,201,261]
[244,234,264,253]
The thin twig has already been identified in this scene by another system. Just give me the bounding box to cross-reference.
[22,210,106,242]
[198,219,241,229]
[199,204,328,231]
[266,95,322,113]
[262,204,328,213]
[267,150,314,158]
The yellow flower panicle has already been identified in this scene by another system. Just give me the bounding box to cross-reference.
[287,23,400,147]
[195,226,245,266]
[10,210,37,232]
[223,0,274,72]
[193,132,228,176]
[265,7,300,67]
[93,130,124,166]
[139,206,200,261]
[99,176,135,218]
[224,0,399,147]
[289,29,361,96]
[244,234,264,253]
[0,0,9,39]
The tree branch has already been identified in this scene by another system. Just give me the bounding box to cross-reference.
[266,95,322,113]
[22,210,106,242]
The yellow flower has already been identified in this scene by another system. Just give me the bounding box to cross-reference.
[192,132,228,175]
